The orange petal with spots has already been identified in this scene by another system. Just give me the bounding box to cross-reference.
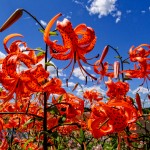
[3,33,23,53]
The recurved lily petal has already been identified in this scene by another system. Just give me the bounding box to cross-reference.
[80,36,97,53]
[25,78,43,92]
[44,13,62,46]
[91,118,113,138]
[43,78,66,94]
[0,78,19,104]
[74,24,86,33]
[18,53,35,68]
[30,64,49,83]
[25,48,45,64]
[3,33,23,54]
[75,26,96,46]
[2,54,19,78]
[50,47,73,60]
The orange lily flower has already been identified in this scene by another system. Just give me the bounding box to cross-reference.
[83,89,103,103]
[107,100,138,124]
[123,60,150,85]
[94,61,114,82]
[123,44,150,84]
[52,93,84,118]
[44,13,97,80]
[129,44,150,62]
[105,78,129,99]
[0,34,49,102]
[89,102,128,138]
[3,33,45,66]
[0,64,50,103]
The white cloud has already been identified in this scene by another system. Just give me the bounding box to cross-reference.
[112,10,121,23]
[130,87,149,95]
[36,20,47,27]
[62,81,76,87]
[149,6,150,11]
[66,15,71,19]
[73,68,85,80]
[73,66,95,81]
[75,84,106,97]
[0,51,5,58]
[0,52,6,69]
[86,0,121,23]
[40,20,47,27]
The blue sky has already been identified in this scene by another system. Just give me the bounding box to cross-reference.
[0,0,149,107]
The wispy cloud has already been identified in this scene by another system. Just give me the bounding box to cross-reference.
[112,10,121,23]
[130,86,149,95]
[40,20,47,27]
[126,10,131,14]
[141,10,146,14]
[72,0,85,7]
[86,0,121,23]
[35,20,47,27]
[64,11,72,19]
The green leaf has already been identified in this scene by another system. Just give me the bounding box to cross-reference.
[84,107,91,112]
[58,114,66,124]
[47,105,59,115]
[45,62,56,68]
[114,56,122,59]
[79,128,85,143]
[23,118,34,127]
[38,131,51,139]
[0,88,3,92]
[39,29,58,36]
[37,51,45,57]
[58,95,63,103]
[136,121,143,128]
[51,131,58,138]
[35,117,43,121]
[23,138,35,150]
[123,60,130,64]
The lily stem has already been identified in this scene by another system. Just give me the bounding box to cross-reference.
[22,9,45,30]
